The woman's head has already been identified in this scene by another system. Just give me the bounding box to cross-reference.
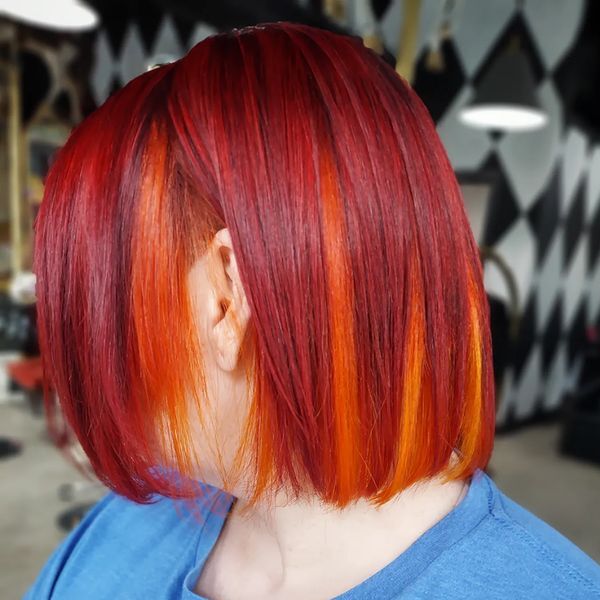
[34,22,494,508]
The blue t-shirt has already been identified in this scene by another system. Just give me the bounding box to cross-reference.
[24,470,600,599]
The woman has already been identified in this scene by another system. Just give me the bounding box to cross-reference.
[27,22,599,600]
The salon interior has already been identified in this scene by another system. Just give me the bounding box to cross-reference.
[0,0,599,596]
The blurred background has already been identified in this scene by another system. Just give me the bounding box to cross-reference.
[0,0,599,597]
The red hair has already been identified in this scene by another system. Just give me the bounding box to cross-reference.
[34,22,495,507]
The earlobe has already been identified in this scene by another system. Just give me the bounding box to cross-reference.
[210,229,251,372]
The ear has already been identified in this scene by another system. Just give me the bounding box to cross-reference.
[208,228,251,372]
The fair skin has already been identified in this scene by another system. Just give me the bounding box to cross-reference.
[186,228,469,600]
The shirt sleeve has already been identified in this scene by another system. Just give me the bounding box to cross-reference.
[22,492,116,600]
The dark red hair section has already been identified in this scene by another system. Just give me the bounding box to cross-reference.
[34,23,495,506]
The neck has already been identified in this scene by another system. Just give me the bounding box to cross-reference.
[197,472,470,600]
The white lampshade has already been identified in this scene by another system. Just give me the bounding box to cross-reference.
[0,0,99,32]
[460,105,548,132]
[459,45,548,132]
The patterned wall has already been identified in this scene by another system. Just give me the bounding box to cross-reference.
[89,0,600,428]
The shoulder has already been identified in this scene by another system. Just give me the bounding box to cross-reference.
[492,483,600,594]
[23,485,229,600]
[450,474,600,599]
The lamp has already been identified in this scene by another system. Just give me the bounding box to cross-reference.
[459,40,548,132]
[0,0,99,32]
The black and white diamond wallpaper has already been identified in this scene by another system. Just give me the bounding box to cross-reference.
[88,0,600,428]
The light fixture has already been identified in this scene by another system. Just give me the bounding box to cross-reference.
[459,40,548,132]
[0,0,99,32]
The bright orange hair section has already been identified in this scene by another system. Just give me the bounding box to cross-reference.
[34,22,495,507]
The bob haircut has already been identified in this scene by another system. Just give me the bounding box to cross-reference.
[34,22,495,508]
